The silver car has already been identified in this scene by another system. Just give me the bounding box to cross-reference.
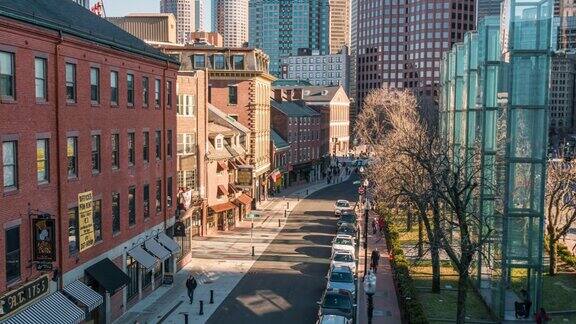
[326,266,356,297]
[331,251,356,274]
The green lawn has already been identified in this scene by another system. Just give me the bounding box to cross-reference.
[549,314,576,323]
[511,269,576,311]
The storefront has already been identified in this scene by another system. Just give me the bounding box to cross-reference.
[209,202,237,232]
[234,193,253,221]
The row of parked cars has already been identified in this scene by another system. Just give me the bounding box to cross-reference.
[316,200,359,324]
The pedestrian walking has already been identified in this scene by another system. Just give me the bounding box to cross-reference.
[378,217,385,232]
[372,219,377,234]
[536,308,551,324]
[186,275,198,304]
[370,249,380,273]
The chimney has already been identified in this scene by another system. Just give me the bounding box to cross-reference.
[292,88,303,100]
[273,89,283,102]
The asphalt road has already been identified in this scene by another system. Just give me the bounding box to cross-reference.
[207,177,359,324]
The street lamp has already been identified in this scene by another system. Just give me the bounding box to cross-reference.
[364,270,377,323]
[359,166,365,174]
[363,197,371,279]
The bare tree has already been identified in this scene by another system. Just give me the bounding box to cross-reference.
[545,158,576,275]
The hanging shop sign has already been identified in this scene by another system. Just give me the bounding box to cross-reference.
[173,221,186,237]
[32,218,56,267]
[237,169,253,187]
[78,191,95,252]
[0,275,49,319]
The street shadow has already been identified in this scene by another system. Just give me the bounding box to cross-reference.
[302,210,333,217]
[291,262,331,277]
[302,234,334,246]
[295,246,331,258]
[299,225,334,234]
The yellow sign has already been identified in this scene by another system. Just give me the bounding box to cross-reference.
[78,191,95,252]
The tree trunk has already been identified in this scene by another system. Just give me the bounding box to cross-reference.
[549,238,558,276]
[431,243,441,293]
[407,208,413,231]
[456,266,469,324]
[418,217,424,258]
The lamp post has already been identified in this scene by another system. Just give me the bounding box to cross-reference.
[364,270,377,323]
[363,194,371,278]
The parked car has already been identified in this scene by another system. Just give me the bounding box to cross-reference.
[334,200,352,216]
[337,223,358,239]
[332,235,355,256]
[337,213,357,227]
[317,288,355,322]
[331,251,356,274]
[317,314,351,324]
[326,266,356,297]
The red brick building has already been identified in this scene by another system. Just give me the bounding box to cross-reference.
[271,89,322,185]
[0,2,179,323]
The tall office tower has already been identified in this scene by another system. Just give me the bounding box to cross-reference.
[356,0,475,111]
[211,0,218,31]
[216,0,249,47]
[329,0,350,54]
[349,0,358,137]
[161,0,196,43]
[249,0,330,76]
[195,0,205,31]
[72,0,89,8]
[476,0,501,24]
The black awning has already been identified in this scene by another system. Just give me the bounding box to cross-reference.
[85,258,130,294]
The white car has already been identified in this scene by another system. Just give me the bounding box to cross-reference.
[332,236,355,257]
[331,251,356,274]
[334,200,352,216]
[317,314,351,324]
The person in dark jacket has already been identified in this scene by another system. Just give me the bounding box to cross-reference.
[370,249,381,273]
[186,275,198,304]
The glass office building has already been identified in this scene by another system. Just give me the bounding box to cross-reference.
[439,0,554,319]
[249,0,330,76]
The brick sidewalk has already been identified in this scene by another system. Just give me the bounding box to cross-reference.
[357,210,402,324]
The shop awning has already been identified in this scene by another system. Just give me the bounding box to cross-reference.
[209,202,236,213]
[235,193,253,206]
[63,280,103,312]
[145,238,171,261]
[85,258,130,294]
[217,160,228,171]
[228,184,238,194]
[229,160,239,169]
[269,170,282,182]
[4,291,85,324]
[157,232,181,254]
[217,184,228,196]
[127,246,157,270]
[236,156,249,166]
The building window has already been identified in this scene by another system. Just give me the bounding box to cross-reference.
[111,133,120,169]
[127,74,134,106]
[208,85,212,103]
[177,94,196,116]
[228,86,238,105]
[143,131,149,163]
[110,71,119,105]
[128,132,135,166]
[93,199,102,242]
[155,79,161,107]
[142,77,149,107]
[213,54,225,69]
[215,137,223,150]
[3,141,17,189]
[67,137,78,178]
[92,135,101,173]
[35,57,47,101]
[155,130,161,160]
[128,186,136,226]
[232,55,245,70]
[177,133,196,155]
[167,177,173,208]
[36,138,49,183]
[0,51,15,99]
[5,226,20,283]
[156,179,162,212]
[143,184,150,219]
[126,257,139,300]
[167,81,173,107]
[68,207,79,255]
[167,130,173,158]
[112,192,120,234]
[90,67,100,103]
[65,63,76,102]
[177,170,197,189]
[193,54,205,68]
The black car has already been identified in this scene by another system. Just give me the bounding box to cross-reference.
[337,223,358,238]
[317,289,355,321]
[337,213,357,227]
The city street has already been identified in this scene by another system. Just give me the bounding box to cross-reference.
[207,177,358,324]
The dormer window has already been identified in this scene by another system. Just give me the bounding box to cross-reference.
[212,54,225,70]
[215,135,224,149]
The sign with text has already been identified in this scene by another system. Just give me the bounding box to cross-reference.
[78,191,95,252]
[0,275,49,319]
[237,169,253,187]
[32,218,56,262]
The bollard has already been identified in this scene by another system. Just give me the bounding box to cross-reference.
[286,202,289,209]
[184,313,189,324]
[278,219,281,227]
[306,189,309,196]
[210,290,214,304]
[199,300,204,315]
[297,195,300,201]
[251,246,255,256]
[284,209,287,218]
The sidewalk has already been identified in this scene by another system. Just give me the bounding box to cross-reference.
[114,169,351,324]
[357,210,402,324]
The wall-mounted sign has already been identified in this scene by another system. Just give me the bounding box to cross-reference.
[173,221,186,237]
[237,169,253,187]
[78,191,95,252]
[0,275,49,319]
[32,218,56,263]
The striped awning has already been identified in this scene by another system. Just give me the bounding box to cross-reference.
[4,291,85,324]
[128,245,157,269]
[63,280,103,312]
[145,238,171,261]
[157,232,181,254]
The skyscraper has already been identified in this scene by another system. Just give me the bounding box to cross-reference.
[355,0,475,110]
[249,0,330,76]
[329,0,350,54]
[476,0,501,23]
[195,0,205,31]
[72,0,89,8]
[216,0,249,47]
[160,0,196,43]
